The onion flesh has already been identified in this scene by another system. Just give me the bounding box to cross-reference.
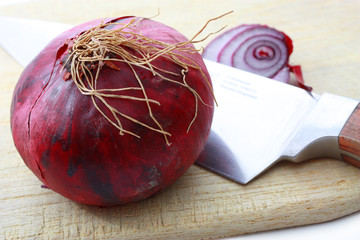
[203,24,312,91]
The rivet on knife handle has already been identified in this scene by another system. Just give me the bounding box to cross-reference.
[339,103,360,167]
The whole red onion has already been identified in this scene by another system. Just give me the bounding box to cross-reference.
[10,16,214,206]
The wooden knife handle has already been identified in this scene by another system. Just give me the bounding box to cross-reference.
[339,103,360,168]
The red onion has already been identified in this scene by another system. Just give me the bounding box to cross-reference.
[203,24,311,91]
[10,16,214,206]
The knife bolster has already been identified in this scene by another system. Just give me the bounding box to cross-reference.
[339,103,360,168]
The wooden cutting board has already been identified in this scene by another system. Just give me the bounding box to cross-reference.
[1,0,360,239]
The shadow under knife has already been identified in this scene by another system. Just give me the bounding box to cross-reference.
[196,130,246,184]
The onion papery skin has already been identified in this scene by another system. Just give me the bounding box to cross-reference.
[10,17,214,206]
[203,24,293,83]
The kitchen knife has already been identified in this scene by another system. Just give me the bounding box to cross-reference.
[1,17,359,184]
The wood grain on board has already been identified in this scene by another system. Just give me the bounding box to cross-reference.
[1,1,360,239]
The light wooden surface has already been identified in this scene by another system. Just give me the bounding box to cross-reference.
[1,0,360,239]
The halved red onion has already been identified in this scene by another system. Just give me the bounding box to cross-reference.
[203,24,293,83]
[272,66,290,83]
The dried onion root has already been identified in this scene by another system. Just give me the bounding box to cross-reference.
[61,15,228,145]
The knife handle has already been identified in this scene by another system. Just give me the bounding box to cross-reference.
[339,103,360,168]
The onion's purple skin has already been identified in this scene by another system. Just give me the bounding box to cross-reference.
[203,24,293,83]
[10,17,214,206]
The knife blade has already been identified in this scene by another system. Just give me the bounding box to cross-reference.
[1,17,359,184]
[198,61,360,183]
[0,17,71,67]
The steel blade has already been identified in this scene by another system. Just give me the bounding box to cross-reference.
[198,60,318,183]
[0,17,71,67]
